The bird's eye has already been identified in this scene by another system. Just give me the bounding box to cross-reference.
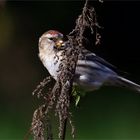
[49,37,54,41]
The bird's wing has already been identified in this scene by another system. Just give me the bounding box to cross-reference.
[80,50,117,71]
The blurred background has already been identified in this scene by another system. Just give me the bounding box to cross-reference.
[0,1,140,140]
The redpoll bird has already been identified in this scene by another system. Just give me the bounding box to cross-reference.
[38,30,140,92]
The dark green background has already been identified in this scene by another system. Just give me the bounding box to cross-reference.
[0,1,140,140]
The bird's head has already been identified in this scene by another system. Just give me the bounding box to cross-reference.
[39,30,64,51]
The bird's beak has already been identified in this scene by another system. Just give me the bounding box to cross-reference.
[55,39,64,48]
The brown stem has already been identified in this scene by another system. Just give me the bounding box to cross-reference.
[61,119,67,140]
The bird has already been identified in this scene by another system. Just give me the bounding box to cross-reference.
[38,30,140,93]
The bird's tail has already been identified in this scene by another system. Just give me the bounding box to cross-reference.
[112,76,140,92]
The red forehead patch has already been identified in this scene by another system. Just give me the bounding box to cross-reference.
[47,30,60,35]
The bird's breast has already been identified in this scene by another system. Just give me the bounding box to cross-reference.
[39,51,62,80]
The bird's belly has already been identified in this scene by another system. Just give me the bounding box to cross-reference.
[73,74,103,91]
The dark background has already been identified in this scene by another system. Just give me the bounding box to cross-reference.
[0,1,140,139]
